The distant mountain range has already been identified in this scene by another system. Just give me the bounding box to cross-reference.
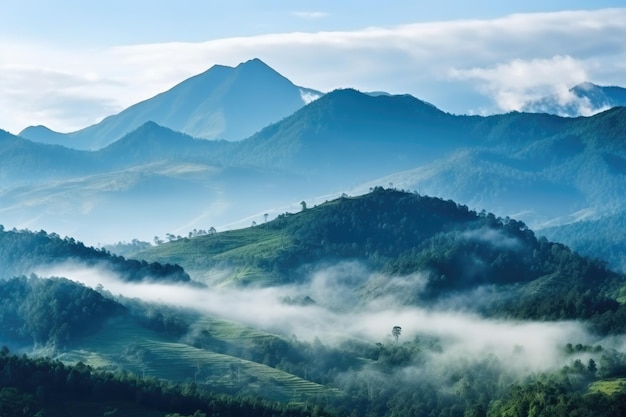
[3,60,626,270]
[19,58,322,150]
[523,82,626,116]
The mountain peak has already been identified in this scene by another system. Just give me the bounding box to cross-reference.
[238,57,269,68]
[570,81,600,94]
[524,81,626,117]
[20,59,321,149]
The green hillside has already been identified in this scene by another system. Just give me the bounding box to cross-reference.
[136,188,626,332]
[59,316,335,402]
[0,226,191,283]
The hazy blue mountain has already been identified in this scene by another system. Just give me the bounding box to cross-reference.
[229,88,468,181]
[540,209,626,272]
[1,123,317,244]
[19,58,322,150]
[348,106,626,228]
[4,90,626,249]
[0,129,94,184]
[524,82,626,116]
[94,121,233,168]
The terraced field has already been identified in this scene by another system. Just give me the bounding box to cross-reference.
[59,316,337,402]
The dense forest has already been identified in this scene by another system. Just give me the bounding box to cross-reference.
[0,225,191,283]
[0,276,124,347]
[0,348,333,417]
[2,339,626,417]
[138,188,626,334]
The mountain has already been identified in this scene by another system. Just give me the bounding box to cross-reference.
[228,88,468,180]
[0,129,96,184]
[346,106,626,227]
[540,209,626,272]
[524,81,626,116]
[19,58,322,150]
[5,90,626,246]
[1,122,319,244]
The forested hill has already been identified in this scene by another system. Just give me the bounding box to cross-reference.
[137,188,626,332]
[0,226,191,284]
[0,349,335,417]
[0,276,125,347]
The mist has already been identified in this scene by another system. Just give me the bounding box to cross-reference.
[34,259,606,378]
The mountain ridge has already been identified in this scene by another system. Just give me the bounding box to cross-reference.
[19,58,323,150]
[4,91,626,246]
[524,81,626,116]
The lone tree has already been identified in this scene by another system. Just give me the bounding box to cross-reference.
[392,326,402,344]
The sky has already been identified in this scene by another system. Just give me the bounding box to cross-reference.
[2,1,626,135]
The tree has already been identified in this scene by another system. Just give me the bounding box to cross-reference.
[300,201,307,211]
[264,213,269,223]
[392,326,402,344]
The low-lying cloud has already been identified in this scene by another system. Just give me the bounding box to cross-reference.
[34,260,607,376]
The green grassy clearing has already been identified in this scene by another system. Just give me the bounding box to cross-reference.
[588,378,626,395]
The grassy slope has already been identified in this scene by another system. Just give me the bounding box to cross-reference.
[59,316,335,402]
[588,378,626,395]
[135,199,339,284]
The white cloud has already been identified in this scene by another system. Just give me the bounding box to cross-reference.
[1,8,626,133]
[449,55,589,112]
[35,260,600,376]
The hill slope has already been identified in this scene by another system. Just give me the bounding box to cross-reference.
[0,226,190,283]
[135,188,626,331]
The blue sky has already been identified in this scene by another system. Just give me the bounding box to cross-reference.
[1,1,626,134]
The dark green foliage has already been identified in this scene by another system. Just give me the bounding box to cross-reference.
[325,341,626,417]
[140,188,626,333]
[0,276,124,346]
[0,350,334,417]
[0,227,191,283]
[120,297,192,337]
[487,379,626,417]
